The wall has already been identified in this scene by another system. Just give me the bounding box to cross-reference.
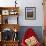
[0,0,43,26]
[18,0,43,26]
[18,26,43,44]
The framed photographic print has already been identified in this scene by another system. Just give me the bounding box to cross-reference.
[25,7,36,20]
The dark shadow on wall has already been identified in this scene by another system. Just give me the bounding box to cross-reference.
[18,26,44,45]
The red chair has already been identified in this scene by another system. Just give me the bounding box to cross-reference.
[21,28,41,46]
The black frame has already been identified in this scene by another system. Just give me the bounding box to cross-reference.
[25,7,36,20]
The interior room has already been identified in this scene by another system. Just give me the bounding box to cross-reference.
[0,0,45,46]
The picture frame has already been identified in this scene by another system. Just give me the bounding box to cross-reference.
[25,7,36,20]
[2,10,9,15]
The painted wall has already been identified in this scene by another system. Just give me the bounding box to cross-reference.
[0,0,43,26]
[18,26,43,44]
[18,0,43,26]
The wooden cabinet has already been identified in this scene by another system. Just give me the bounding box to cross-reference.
[0,7,20,46]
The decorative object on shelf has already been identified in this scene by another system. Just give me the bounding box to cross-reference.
[0,7,19,16]
[1,28,19,41]
[13,32,18,41]
[15,0,17,7]
[5,18,8,24]
[9,10,18,15]
[2,10,9,15]
[25,7,36,20]
[1,28,13,41]
[13,28,17,32]
[13,28,18,40]
[2,16,8,24]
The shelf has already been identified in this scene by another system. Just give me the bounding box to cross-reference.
[0,7,20,46]
[0,7,19,15]
[0,24,20,32]
[2,40,19,43]
[1,40,19,46]
[0,7,19,10]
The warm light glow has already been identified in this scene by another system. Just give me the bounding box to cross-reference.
[14,29,17,32]
[11,10,14,11]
